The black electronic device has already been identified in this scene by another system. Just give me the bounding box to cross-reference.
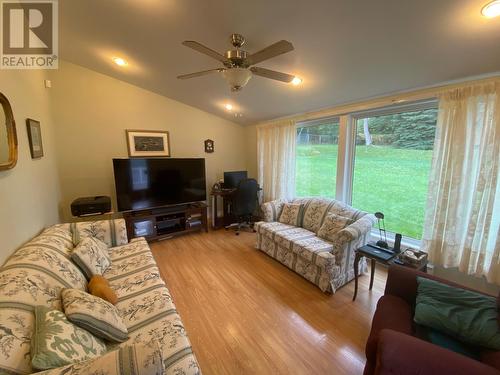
[71,196,111,217]
[223,171,248,189]
[113,158,206,212]
[394,233,402,253]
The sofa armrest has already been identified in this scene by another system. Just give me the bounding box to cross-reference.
[375,329,499,375]
[260,199,287,222]
[331,214,376,251]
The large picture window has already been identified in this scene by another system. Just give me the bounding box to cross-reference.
[296,118,339,198]
[351,108,438,239]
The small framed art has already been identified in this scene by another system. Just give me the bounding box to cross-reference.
[26,118,44,159]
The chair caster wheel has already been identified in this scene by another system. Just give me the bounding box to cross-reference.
[236,232,240,236]
[253,229,257,233]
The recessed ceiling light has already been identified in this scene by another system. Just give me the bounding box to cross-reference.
[113,57,128,66]
[482,1,500,18]
[224,103,233,111]
[291,76,303,86]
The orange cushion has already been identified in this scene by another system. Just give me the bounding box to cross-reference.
[88,275,118,305]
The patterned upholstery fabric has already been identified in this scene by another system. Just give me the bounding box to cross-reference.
[31,306,107,370]
[256,197,373,293]
[70,219,128,247]
[0,221,200,375]
[61,289,128,343]
[35,343,164,375]
[71,237,111,279]
[278,203,304,226]
[317,213,354,242]
[261,198,288,222]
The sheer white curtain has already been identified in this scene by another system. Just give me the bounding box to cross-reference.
[257,119,296,201]
[422,81,500,284]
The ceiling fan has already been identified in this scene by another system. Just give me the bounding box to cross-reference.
[177,33,297,92]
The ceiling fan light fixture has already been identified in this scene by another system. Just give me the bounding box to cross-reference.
[222,68,252,91]
[291,76,302,86]
[482,0,500,17]
[224,103,233,111]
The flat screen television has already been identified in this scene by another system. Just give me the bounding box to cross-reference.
[113,158,206,212]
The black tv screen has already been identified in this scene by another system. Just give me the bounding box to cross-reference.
[113,158,206,211]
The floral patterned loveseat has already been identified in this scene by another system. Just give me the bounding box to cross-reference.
[255,197,376,293]
[0,219,200,375]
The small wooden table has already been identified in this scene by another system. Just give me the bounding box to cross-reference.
[353,244,398,301]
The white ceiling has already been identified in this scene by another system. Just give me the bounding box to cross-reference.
[60,0,500,125]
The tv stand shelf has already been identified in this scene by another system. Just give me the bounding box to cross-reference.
[123,203,208,242]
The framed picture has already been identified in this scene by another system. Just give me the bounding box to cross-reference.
[126,130,170,157]
[26,118,44,159]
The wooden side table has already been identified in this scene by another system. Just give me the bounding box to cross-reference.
[353,244,398,301]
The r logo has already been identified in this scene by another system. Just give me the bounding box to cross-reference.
[1,0,57,69]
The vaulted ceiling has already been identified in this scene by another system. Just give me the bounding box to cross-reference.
[60,0,500,125]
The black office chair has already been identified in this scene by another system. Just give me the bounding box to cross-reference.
[225,178,259,235]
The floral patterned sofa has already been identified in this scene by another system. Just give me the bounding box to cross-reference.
[255,197,376,293]
[0,219,200,375]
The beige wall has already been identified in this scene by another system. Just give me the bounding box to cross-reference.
[50,61,247,220]
[0,70,61,263]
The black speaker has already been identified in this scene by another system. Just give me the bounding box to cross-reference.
[394,233,402,253]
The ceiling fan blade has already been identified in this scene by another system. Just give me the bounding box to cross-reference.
[246,40,294,65]
[250,67,294,83]
[177,68,224,79]
[182,41,228,63]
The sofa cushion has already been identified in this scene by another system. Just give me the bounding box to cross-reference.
[31,306,107,370]
[317,213,353,242]
[293,197,366,233]
[61,288,128,343]
[365,295,413,363]
[415,277,500,350]
[261,198,288,222]
[71,237,111,280]
[278,203,304,226]
[35,343,164,375]
[254,221,297,240]
[70,219,128,247]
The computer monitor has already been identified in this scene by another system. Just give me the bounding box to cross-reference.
[223,171,248,189]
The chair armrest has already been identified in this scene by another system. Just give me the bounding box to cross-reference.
[375,329,499,375]
[260,199,287,222]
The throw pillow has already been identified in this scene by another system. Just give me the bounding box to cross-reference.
[71,237,111,280]
[31,306,107,370]
[61,288,128,343]
[88,275,118,305]
[278,203,304,226]
[317,213,354,242]
[34,343,163,375]
[414,277,500,350]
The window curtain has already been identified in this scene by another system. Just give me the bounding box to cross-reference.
[257,119,296,201]
[422,81,500,284]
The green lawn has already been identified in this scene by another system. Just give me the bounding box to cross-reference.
[296,144,433,239]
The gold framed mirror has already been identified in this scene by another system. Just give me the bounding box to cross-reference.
[0,92,17,171]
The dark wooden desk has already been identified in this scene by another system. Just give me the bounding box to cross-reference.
[210,189,236,229]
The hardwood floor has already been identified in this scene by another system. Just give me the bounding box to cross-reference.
[150,229,387,375]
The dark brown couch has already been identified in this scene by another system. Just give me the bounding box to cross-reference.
[364,265,500,375]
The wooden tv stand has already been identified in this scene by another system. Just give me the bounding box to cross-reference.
[123,202,208,242]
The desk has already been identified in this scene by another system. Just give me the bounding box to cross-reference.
[352,244,398,301]
[210,189,236,229]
